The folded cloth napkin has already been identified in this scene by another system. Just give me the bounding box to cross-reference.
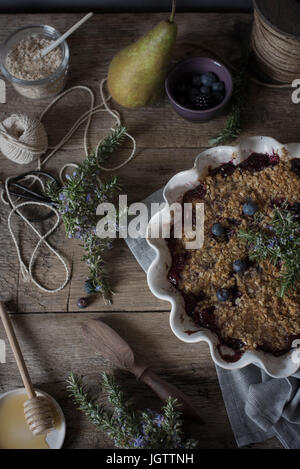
[124,188,300,449]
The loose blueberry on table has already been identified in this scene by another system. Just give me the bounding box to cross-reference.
[77,297,89,309]
[175,72,225,110]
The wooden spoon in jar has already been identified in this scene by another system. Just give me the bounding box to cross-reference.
[82,319,203,424]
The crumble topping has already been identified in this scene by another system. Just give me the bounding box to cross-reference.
[167,149,300,357]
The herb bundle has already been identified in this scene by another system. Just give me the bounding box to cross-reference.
[239,204,300,297]
[46,126,126,304]
[67,372,198,449]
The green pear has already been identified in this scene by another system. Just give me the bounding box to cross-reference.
[107,1,177,108]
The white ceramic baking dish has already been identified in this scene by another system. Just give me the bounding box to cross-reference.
[146,136,300,378]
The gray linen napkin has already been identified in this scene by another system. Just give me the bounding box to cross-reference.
[124,188,300,449]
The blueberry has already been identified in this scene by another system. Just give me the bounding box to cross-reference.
[84,280,94,294]
[212,223,225,237]
[201,72,218,87]
[233,259,247,273]
[192,74,202,87]
[199,85,211,96]
[216,288,230,302]
[212,91,224,104]
[212,81,225,92]
[243,200,258,216]
[77,297,88,309]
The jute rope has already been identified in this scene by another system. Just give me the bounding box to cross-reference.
[251,8,300,84]
[2,78,136,293]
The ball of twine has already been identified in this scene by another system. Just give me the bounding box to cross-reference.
[0,113,48,165]
[251,7,300,84]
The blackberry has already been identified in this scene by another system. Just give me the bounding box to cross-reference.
[193,94,216,110]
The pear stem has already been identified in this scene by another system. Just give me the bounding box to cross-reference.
[169,0,176,23]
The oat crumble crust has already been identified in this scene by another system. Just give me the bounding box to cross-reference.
[167,148,300,354]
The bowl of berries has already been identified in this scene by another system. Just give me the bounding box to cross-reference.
[165,56,233,122]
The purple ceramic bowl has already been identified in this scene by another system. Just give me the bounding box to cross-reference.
[165,57,233,122]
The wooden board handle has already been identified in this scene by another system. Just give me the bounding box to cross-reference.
[139,368,203,424]
[0,302,35,399]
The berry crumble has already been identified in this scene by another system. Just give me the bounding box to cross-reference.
[166,149,300,359]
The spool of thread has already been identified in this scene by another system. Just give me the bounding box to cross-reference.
[251,0,300,84]
[0,114,48,165]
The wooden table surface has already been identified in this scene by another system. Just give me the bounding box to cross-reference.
[0,11,296,449]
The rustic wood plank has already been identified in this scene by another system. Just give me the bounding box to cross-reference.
[0,12,299,152]
[0,12,292,449]
[0,311,282,449]
[1,12,299,312]
[6,148,206,312]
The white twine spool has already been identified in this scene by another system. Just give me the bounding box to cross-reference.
[0,113,48,164]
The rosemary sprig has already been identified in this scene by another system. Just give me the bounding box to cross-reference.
[46,126,126,304]
[67,372,198,449]
[208,53,249,147]
[239,204,300,297]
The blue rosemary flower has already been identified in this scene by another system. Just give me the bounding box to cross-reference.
[67,372,199,450]
[153,414,164,428]
[132,436,145,448]
[267,239,276,248]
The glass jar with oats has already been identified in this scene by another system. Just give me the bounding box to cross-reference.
[0,25,69,99]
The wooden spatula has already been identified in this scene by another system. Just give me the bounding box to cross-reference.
[82,319,203,423]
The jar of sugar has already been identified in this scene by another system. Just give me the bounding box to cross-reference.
[0,25,69,99]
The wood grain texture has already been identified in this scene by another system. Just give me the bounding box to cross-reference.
[0,312,282,449]
[0,12,291,448]
[0,12,299,312]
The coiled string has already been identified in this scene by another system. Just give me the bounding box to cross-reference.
[2,79,136,293]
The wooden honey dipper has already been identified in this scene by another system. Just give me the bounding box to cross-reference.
[0,302,54,436]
